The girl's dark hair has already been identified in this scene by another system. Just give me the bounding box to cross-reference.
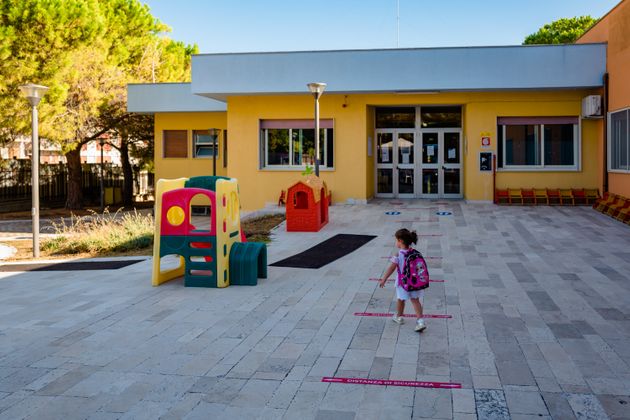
[395,228,418,246]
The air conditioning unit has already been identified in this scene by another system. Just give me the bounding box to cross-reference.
[582,95,602,118]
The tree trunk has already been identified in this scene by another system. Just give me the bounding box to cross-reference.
[65,147,83,209]
[120,138,134,206]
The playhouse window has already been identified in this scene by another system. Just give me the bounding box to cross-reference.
[294,191,308,209]
[260,121,334,169]
[610,108,630,172]
[497,117,579,170]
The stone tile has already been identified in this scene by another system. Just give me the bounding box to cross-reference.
[308,357,341,377]
[474,389,510,420]
[452,388,475,414]
[35,365,99,396]
[0,367,50,392]
[472,375,502,390]
[495,361,536,386]
[314,409,356,420]
[565,393,609,420]
[267,379,301,409]
[412,387,452,419]
[504,389,549,416]
[368,357,392,379]
[596,394,630,420]
[338,350,375,372]
[181,401,226,419]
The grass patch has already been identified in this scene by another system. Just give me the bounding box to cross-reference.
[42,209,154,255]
[242,214,285,243]
[5,211,283,260]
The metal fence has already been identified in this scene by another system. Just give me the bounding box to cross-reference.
[0,160,153,210]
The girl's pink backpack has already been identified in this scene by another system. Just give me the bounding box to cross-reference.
[399,249,430,292]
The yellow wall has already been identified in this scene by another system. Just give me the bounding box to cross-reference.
[154,112,228,182]
[226,95,367,210]
[224,91,599,210]
[366,106,375,199]
[578,1,630,198]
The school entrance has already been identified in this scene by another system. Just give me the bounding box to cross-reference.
[374,106,463,199]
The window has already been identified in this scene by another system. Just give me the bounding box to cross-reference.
[260,120,334,169]
[163,130,188,158]
[497,117,579,170]
[193,130,219,158]
[420,106,462,128]
[376,107,415,128]
[609,109,630,172]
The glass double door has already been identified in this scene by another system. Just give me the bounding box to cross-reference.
[376,129,462,198]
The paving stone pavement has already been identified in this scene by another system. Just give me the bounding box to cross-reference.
[1,200,630,419]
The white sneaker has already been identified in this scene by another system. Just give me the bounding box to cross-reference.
[392,315,404,324]
[415,319,426,332]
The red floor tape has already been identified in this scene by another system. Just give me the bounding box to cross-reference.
[322,377,461,389]
[381,256,442,259]
[354,312,452,319]
[368,278,445,283]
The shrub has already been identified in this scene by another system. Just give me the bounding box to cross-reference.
[43,209,154,255]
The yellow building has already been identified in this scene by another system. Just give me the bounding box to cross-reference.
[129,42,616,211]
[577,0,630,198]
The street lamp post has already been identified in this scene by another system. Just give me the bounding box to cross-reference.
[19,83,49,258]
[99,138,105,212]
[307,82,327,176]
[208,128,221,176]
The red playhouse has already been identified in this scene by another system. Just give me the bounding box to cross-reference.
[286,175,329,232]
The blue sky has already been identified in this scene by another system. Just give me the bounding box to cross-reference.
[143,0,619,53]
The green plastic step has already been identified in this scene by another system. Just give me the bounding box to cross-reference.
[229,242,268,286]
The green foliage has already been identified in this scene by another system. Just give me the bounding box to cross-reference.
[523,16,598,45]
[0,0,196,147]
[301,165,314,176]
[0,0,103,143]
[43,209,153,254]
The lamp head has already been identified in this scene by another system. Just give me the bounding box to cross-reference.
[19,83,49,107]
[307,82,327,98]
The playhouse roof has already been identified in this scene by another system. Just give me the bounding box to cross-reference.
[289,175,327,203]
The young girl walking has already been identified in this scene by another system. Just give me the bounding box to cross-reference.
[379,228,429,332]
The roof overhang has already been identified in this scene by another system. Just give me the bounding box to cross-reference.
[191,44,607,101]
[127,83,227,113]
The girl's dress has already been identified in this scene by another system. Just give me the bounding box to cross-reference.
[389,248,425,301]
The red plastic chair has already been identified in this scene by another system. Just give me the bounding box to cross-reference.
[496,189,509,204]
[521,189,535,205]
[572,189,587,205]
[278,190,286,206]
[547,189,561,205]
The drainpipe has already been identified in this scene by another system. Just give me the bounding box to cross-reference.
[492,154,497,204]
[603,73,609,194]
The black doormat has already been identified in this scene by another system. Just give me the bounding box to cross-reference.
[0,259,145,272]
[270,234,377,269]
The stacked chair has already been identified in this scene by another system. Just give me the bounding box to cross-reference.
[593,193,630,225]
[495,188,600,206]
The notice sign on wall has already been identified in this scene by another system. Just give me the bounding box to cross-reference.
[479,152,492,172]
[481,132,491,148]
